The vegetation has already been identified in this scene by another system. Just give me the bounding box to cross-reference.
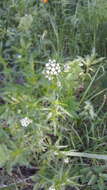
[0,0,107,189]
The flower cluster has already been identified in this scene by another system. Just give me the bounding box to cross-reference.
[20,117,32,127]
[44,59,61,80]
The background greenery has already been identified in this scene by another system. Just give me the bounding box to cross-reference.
[1,0,107,189]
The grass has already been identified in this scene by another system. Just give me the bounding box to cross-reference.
[1,0,107,189]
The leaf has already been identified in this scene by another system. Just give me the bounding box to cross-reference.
[55,151,107,160]
[18,14,33,31]
[0,144,11,167]
[99,173,107,181]
[88,175,97,185]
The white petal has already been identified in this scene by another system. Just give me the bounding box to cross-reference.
[46,63,50,67]
[51,64,56,67]
[49,59,52,63]
[51,68,55,72]
[53,71,57,75]
[57,63,60,67]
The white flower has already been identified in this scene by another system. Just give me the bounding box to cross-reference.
[51,63,55,67]
[57,69,61,73]
[20,117,32,127]
[46,63,50,67]
[64,157,69,163]
[49,185,56,190]
[55,67,59,70]
[53,71,57,75]
[43,59,61,80]
[57,63,60,67]
[17,54,22,59]
[79,63,83,67]
[51,68,56,72]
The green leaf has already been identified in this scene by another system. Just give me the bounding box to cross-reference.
[18,14,33,31]
[55,151,107,160]
[0,145,11,167]
[88,174,97,185]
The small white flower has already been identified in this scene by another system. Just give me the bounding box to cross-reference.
[49,185,56,190]
[51,68,56,72]
[46,63,50,67]
[57,69,61,73]
[17,54,22,59]
[51,64,56,67]
[20,117,32,127]
[64,157,69,163]
[53,71,57,75]
[79,63,83,67]
[55,66,59,70]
